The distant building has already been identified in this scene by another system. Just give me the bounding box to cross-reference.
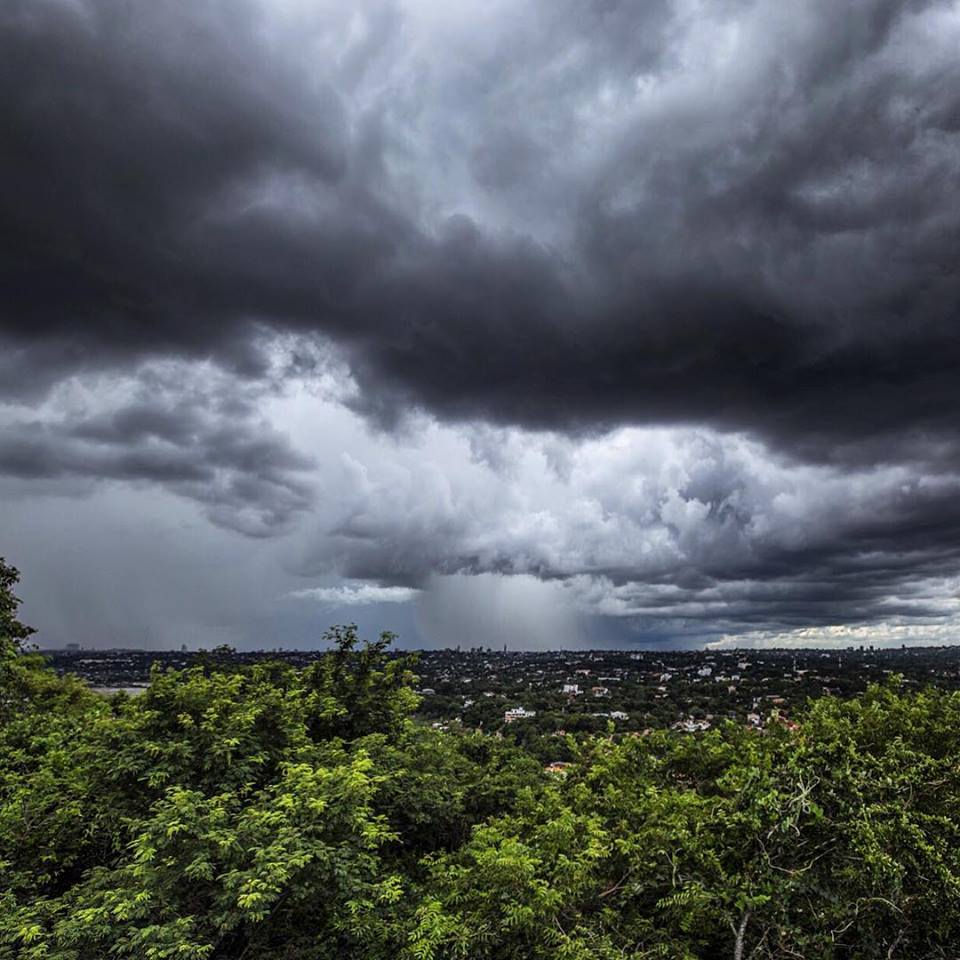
[591,686,610,698]
[562,683,581,696]
[504,707,537,723]
[611,711,629,720]
[673,717,712,733]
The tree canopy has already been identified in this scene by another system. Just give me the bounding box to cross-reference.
[2,568,960,958]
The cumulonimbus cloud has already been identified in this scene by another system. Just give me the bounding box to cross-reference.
[282,419,960,640]
[0,359,316,536]
[1,0,959,462]
[2,0,960,646]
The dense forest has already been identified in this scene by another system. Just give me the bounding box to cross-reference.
[3,559,960,959]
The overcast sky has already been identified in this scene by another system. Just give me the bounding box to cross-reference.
[2,0,959,649]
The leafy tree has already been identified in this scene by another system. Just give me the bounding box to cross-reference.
[0,558,33,649]
[4,558,960,958]
[0,605,542,960]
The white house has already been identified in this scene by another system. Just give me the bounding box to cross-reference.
[504,707,537,723]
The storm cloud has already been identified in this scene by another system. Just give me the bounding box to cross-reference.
[0,359,315,536]
[287,423,960,640]
[1,0,959,646]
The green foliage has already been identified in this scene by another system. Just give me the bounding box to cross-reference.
[0,558,34,649]
[407,700,960,959]
[0,621,544,959]
[0,559,87,732]
[3,580,960,958]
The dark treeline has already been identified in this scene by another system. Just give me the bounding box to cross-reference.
[3,559,960,959]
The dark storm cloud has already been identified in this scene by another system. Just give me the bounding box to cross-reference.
[0,364,314,536]
[278,428,960,640]
[1,0,958,465]
[2,0,960,647]
[0,0,353,375]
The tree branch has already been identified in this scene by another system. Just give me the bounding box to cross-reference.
[734,908,751,960]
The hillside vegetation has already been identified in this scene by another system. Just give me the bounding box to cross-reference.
[2,560,960,959]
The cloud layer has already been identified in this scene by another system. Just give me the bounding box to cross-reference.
[287,583,421,606]
[1,0,959,646]
[288,418,960,641]
[0,359,314,536]
[3,0,959,458]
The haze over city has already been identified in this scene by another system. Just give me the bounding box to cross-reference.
[2,0,960,649]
